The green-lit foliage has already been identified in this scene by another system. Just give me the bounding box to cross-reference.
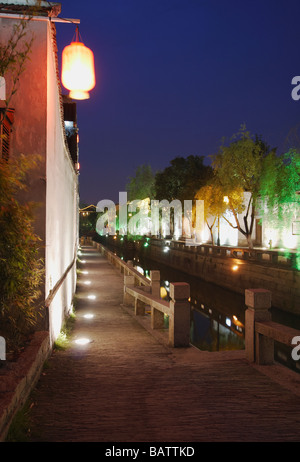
[126,164,156,202]
[259,148,300,225]
[259,148,300,265]
[53,310,76,351]
[0,154,44,351]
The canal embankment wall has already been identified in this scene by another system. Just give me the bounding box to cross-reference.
[95,236,300,315]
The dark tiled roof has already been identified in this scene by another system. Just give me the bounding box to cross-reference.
[0,1,61,17]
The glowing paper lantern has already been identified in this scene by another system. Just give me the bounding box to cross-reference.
[62,28,95,100]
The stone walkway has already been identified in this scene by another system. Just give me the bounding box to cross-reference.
[27,246,300,442]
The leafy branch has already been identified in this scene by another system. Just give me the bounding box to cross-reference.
[0,1,40,126]
[0,154,44,350]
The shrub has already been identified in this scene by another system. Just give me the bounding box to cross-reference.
[0,154,44,352]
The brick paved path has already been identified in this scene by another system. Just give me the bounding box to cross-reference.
[27,246,300,442]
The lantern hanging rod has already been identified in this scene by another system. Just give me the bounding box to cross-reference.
[0,12,80,23]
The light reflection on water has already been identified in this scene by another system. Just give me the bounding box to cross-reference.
[157,271,245,352]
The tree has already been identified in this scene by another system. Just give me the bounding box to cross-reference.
[0,2,44,353]
[0,1,38,128]
[126,164,156,201]
[212,125,275,249]
[79,204,98,236]
[259,148,300,229]
[0,154,44,351]
[195,181,227,245]
[154,155,212,202]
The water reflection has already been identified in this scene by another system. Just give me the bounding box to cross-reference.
[190,309,244,352]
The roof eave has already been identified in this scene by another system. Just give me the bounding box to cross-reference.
[0,1,61,18]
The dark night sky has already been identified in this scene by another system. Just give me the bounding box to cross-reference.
[55,0,300,205]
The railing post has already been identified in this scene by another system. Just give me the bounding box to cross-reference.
[126,260,133,275]
[150,270,164,328]
[151,306,165,329]
[150,270,160,298]
[135,298,145,316]
[169,282,190,347]
[123,275,135,306]
[245,288,273,365]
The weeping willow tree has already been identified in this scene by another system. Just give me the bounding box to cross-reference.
[259,148,300,263]
[259,149,300,223]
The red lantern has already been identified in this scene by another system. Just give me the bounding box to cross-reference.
[62,27,95,100]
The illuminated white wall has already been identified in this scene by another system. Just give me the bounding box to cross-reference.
[219,214,238,246]
[46,22,78,344]
[202,191,299,250]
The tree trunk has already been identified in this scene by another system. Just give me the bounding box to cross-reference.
[246,234,254,249]
[210,227,214,246]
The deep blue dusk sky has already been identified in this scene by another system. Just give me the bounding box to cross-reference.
[55,0,300,205]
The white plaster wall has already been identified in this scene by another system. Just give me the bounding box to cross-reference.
[46,22,78,344]
[1,18,48,246]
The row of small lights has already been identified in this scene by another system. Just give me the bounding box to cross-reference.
[111,232,292,260]
[75,248,95,346]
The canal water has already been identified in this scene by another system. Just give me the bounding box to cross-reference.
[98,238,300,373]
[132,254,246,353]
